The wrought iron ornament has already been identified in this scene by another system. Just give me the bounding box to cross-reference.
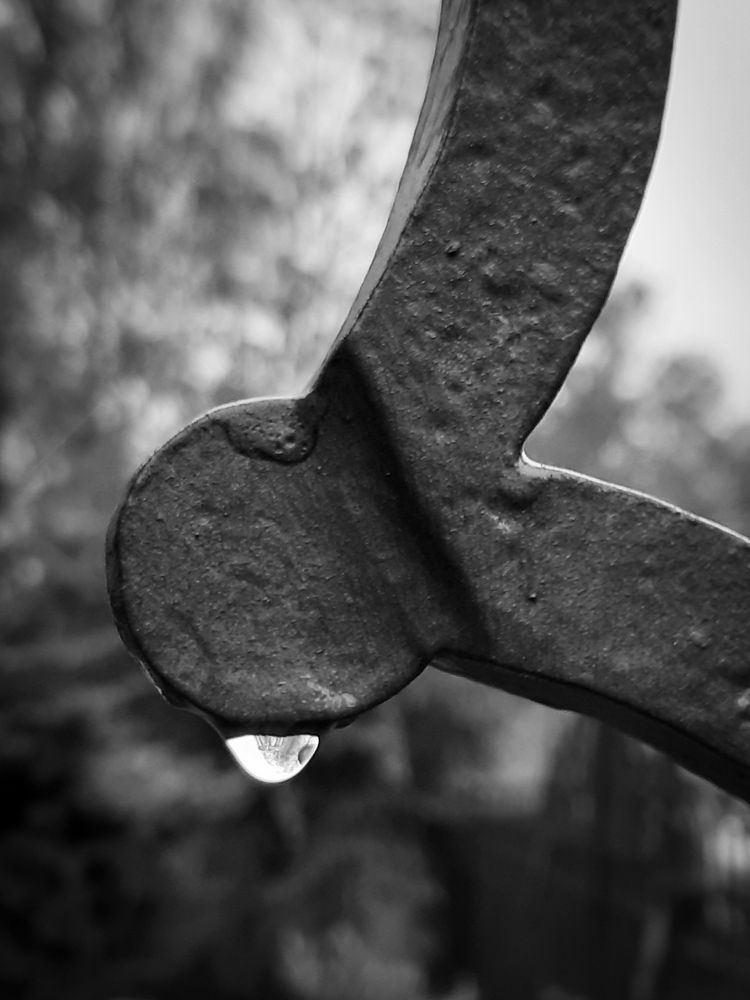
[107,0,750,797]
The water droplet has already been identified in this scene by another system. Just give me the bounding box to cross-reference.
[225,733,319,784]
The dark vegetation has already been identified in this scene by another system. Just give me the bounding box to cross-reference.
[1,1,749,997]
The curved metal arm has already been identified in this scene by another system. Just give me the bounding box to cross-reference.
[107,0,750,800]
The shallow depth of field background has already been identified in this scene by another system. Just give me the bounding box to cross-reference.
[1,1,750,998]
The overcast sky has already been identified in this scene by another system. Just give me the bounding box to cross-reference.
[617,0,750,421]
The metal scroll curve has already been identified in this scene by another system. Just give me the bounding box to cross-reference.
[107,0,750,801]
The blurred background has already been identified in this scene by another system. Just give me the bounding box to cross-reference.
[1,0,750,998]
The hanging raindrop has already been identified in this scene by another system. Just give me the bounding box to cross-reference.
[225,733,320,784]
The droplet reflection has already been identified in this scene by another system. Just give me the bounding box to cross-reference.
[225,733,320,784]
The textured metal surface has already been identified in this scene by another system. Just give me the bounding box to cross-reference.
[107,0,750,799]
